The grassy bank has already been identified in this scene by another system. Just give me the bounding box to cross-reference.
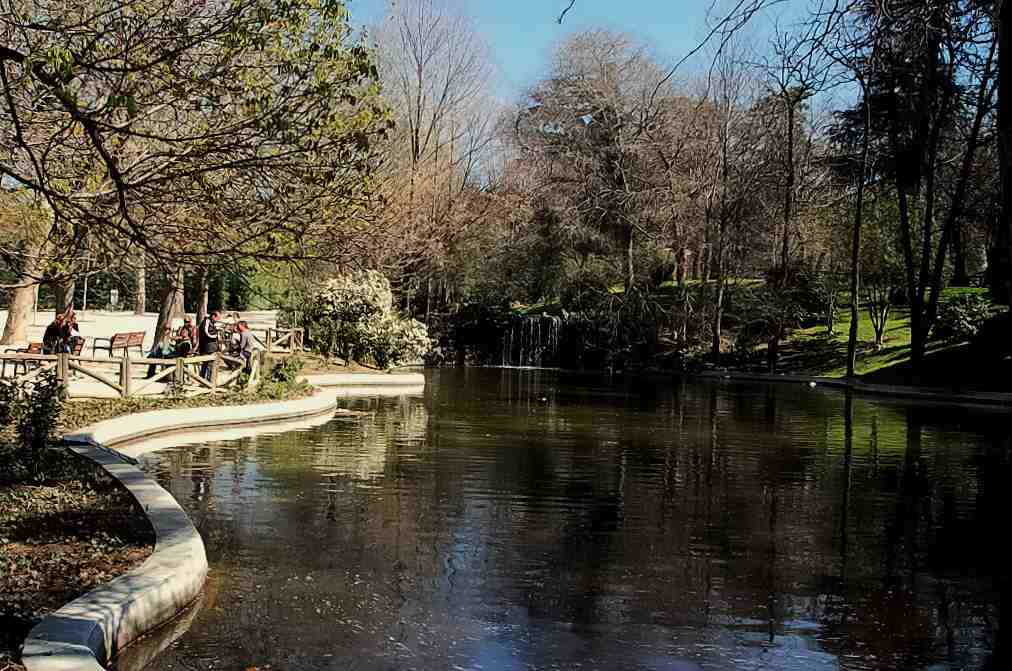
[781,308,917,377]
[770,300,1009,393]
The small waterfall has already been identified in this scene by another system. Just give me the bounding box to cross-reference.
[501,314,563,368]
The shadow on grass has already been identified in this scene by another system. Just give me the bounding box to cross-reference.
[863,343,1012,392]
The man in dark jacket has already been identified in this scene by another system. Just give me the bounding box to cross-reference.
[42,314,65,354]
[198,310,220,380]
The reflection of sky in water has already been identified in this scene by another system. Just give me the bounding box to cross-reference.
[136,369,1008,671]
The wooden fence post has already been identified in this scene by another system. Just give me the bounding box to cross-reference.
[175,358,185,389]
[56,353,68,393]
[211,354,220,391]
[120,352,131,398]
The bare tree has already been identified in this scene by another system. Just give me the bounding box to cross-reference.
[371,0,499,301]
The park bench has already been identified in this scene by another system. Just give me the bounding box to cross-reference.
[2,342,42,377]
[92,331,146,358]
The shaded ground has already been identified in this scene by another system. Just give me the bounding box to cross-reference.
[297,353,380,374]
[778,309,915,377]
[0,455,155,669]
[769,309,1010,393]
[297,352,414,374]
[861,343,1012,392]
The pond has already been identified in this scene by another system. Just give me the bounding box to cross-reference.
[135,369,1009,671]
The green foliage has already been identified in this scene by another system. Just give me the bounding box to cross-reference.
[933,293,995,343]
[256,355,309,400]
[558,284,665,370]
[288,270,430,368]
[732,286,814,353]
[0,372,66,482]
[799,270,848,333]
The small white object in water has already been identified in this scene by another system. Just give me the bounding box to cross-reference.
[808,381,817,388]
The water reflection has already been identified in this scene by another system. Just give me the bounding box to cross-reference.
[139,369,1010,670]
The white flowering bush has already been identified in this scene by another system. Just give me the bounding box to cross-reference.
[294,270,430,367]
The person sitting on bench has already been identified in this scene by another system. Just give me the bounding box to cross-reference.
[146,326,176,378]
[42,314,66,354]
[175,316,197,356]
[64,312,83,353]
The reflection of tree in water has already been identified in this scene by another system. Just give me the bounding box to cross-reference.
[138,372,1011,671]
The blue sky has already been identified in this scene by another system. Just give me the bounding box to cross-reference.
[347,0,803,101]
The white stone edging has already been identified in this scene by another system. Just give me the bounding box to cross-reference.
[20,389,342,671]
[697,370,1012,409]
[300,371,425,388]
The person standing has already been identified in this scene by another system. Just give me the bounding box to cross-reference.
[198,310,220,380]
[235,321,256,373]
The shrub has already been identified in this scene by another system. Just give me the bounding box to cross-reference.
[256,355,309,400]
[0,371,65,482]
[285,270,430,368]
[370,317,430,369]
[933,293,995,343]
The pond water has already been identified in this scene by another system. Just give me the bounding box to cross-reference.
[136,369,1010,671]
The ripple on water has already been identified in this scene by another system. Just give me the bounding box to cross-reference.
[134,369,1009,671]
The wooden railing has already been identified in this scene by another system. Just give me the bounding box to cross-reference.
[260,327,304,353]
[0,350,263,399]
[221,326,303,354]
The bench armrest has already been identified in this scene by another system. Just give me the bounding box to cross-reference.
[92,337,113,346]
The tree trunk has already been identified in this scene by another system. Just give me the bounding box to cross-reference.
[623,223,635,292]
[951,220,969,286]
[55,279,76,314]
[1,283,39,346]
[781,99,796,275]
[846,88,871,379]
[196,267,210,324]
[1,239,45,345]
[991,1,1012,304]
[154,267,185,339]
[767,330,780,374]
[924,41,996,340]
[711,278,725,358]
[135,259,147,314]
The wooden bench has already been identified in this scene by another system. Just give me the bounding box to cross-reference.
[2,342,42,377]
[92,331,146,358]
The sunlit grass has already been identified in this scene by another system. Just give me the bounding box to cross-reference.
[789,308,913,377]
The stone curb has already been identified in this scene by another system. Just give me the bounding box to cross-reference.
[300,371,425,387]
[697,371,1012,408]
[20,389,342,671]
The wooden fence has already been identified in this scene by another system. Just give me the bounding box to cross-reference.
[239,327,304,354]
[0,350,263,399]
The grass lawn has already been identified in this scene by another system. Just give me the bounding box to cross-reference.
[774,287,997,379]
[782,308,917,377]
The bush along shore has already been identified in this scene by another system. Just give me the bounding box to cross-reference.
[0,356,312,670]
